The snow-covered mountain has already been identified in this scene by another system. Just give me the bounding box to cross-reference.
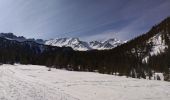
[89,38,123,50]
[127,17,170,64]
[45,38,124,51]
[0,33,26,42]
[45,38,91,51]
[0,33,124,51]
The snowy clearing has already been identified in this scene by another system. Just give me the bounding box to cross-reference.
[0,64,170,100]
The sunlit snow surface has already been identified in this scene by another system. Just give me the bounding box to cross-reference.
[143,33,168,63]
[0,64,170,100]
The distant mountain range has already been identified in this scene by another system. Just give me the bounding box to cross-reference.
[0,33,44,44]
[0,33,124,51]
[45,38,124,51]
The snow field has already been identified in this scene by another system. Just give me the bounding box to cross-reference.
[0,64,170,100]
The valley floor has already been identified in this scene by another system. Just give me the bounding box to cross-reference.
[0,64,170,100]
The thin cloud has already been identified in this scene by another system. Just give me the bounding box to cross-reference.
[0,0,169,40]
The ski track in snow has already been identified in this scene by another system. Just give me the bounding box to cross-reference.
[0,64,170,100]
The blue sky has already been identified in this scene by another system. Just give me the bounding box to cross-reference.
[0,0,169,41]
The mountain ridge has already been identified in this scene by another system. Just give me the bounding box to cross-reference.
[45,37,124,51]
[0,33,124,51]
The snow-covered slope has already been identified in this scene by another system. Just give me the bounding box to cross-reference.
[142,32,169,63]
[0,64,170,100]
[45,38,124,51]
[147,32,169,56]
